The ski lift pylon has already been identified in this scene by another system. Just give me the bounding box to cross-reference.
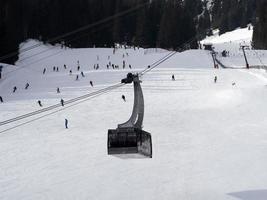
[107,73,152,158]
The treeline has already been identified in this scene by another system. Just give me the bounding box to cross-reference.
[0,0,266,64]
[210,0,256,34]
[252,0,267,49]
[0,0,203,64]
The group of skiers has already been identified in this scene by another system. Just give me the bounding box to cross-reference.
[94,62,132,70]
[10,82,31,94]
[0,51,135,129]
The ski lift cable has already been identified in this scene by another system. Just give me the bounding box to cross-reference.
[0,83,123,126]
[0,84,125,135]
[0,30,201,131]
[0,47,178,127]
[139,35,199,76]
[0,47,184,128]
[0,2,149,62]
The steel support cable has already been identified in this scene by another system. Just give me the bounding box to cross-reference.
[0,48,181,128]
[0,84,125,134]
[0,47,181,127]
[139,51,177,76]
[0,29,205,132]
[0,2,149,62]
[139,35,199,76]
[0,83,123,126]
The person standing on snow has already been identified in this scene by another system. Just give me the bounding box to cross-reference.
[37,100,42,107]
[81,71,85,77]
[122,95,126,102]
[13,86,17,93]
[172,74,175,81]
[90,81,93,87]
[65,119,68,129]
[214,76,217,83]
[0,96,3,103]
[60,98,64,106]
[25,83,30,90]
[57,87,60,93]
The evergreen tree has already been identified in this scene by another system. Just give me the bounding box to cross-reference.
[253,0,267,49]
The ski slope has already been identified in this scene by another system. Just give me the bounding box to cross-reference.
[1,28,267,200]
[202,26,267,68]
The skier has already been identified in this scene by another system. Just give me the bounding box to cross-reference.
[0,96,3,103]
[53,66,56,71]
[129,64,132,69]
[90,81,93,87]
[123,60,125,69]
[76,75,79,81]
[60,98,64,106]
[214,76,217,83]
[122,95,126,102]
[172,74,175,81]
[65,119,68,129]
[64,64,67,69]
[13,86,17,93]
[25,83,30,90]
[43,68,46,74]
[81,71,85,77]
[56,67,59,72]
[69,70,72,75]
[37,100,42,107]
[77,65,80,71]
[57,87,60,93]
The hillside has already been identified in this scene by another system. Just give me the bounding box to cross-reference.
[1,27,267,199]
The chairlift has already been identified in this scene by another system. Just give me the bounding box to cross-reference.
[107,73,152,158]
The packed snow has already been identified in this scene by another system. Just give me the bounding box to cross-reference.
[202,26,267,68]
[1,27,267,200]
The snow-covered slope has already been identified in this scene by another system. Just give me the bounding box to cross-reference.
[1,33,267,200]
[202,26,267,68]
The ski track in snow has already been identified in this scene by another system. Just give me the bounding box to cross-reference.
[1,29,267,200]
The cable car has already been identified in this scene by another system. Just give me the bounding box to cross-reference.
[107,73,152,158]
